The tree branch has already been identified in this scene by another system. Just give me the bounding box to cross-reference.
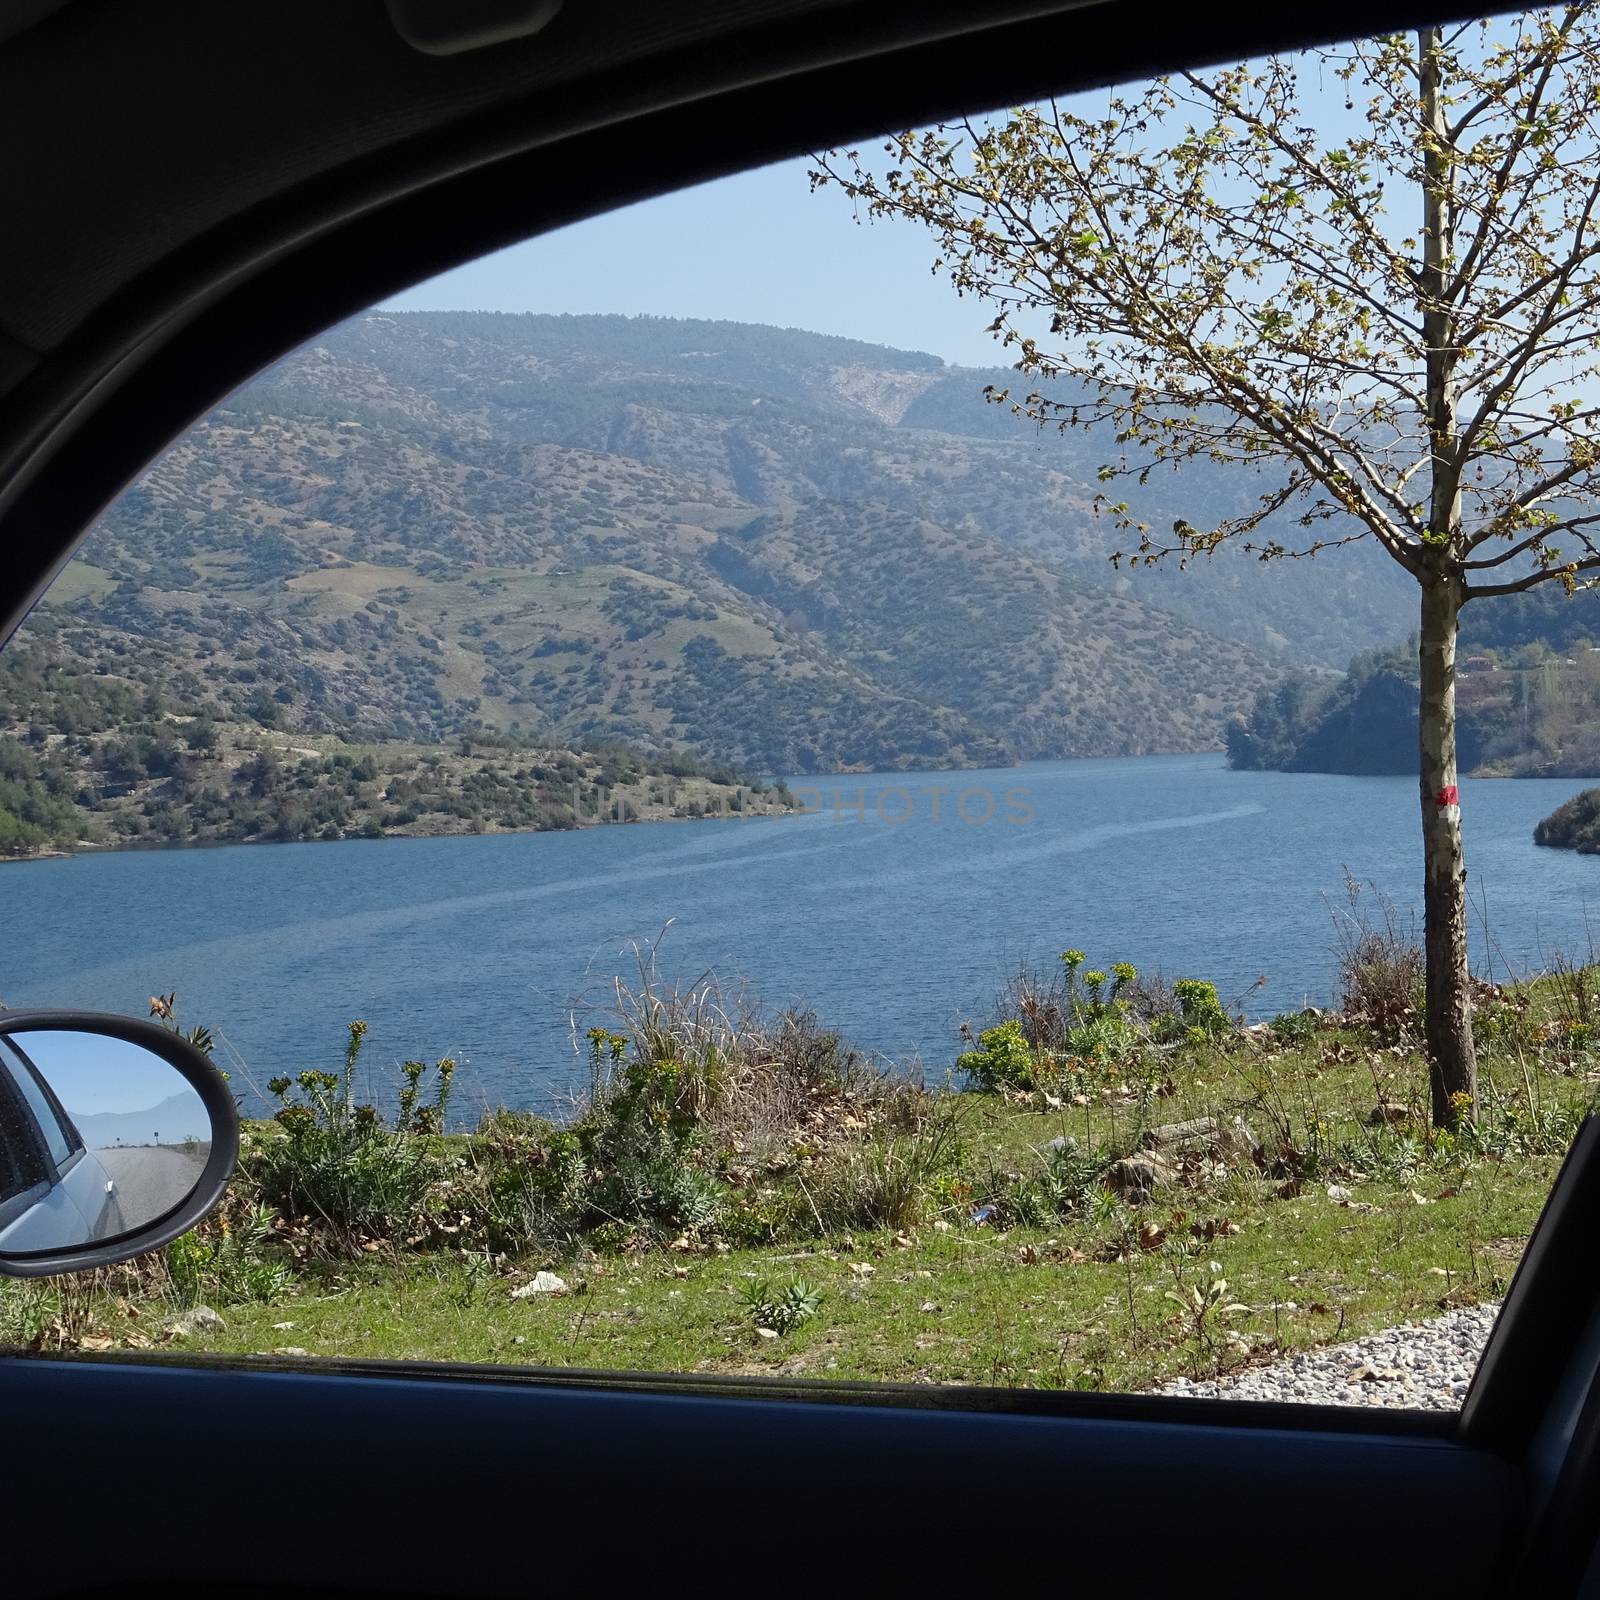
[1467,551,1600,599]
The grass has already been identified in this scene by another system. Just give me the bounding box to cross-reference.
[35,561,115,606]
[2,944,1593,1394]
[28,1102,1546,1391]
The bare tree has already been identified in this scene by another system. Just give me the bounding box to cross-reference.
[815,10,1600,1126]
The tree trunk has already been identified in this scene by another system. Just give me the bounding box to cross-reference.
[1419,575,1477,1128]
[1416,26,1477,1129]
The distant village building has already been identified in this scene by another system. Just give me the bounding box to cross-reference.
[1460,656,1495,674]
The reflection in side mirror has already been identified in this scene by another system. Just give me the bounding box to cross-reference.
[0,1014,238,1276]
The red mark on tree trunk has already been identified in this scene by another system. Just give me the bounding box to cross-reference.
[1435,784,1459,808]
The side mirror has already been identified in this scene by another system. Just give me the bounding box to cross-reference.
[0,1012,239,1276]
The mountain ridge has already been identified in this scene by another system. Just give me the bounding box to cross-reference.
[9,309,1343,780]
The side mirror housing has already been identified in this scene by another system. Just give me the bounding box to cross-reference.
[0,1012,239,1277]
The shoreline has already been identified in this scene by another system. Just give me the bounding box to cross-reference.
[12,747,1600,869]
[0,749,1238,869]
[0,793,801,867]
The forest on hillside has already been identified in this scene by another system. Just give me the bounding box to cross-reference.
[1228,592,1600,778]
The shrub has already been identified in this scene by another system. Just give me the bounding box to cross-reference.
[471,1032,727,1253]
[247,1021,457,1253]
[970,951,1150,1091]
[721,1190,807,1248]
[596,935,869,1158]
[581,1037,727,1235]
[992,960,1069,1053]
[1340,931,1424,1043]
[1120,968,1177,1023]
[1062,1010,1136,1070]
[464,1115,587,1254]
[467,948,910,1254]
[1063,956,1137,1010]
[579,1107,726,1242]
[1172,979,1229,1042]
[958,1019,1038,1091]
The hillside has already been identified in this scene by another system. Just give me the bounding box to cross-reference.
[72,1093,217,1150]
[0,646,788,856]
[308,312,1416,667]
[1228,592,1600,778]
[10,311,1401,785]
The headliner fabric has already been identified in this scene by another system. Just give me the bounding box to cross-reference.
[0,0,73,49]
[0,0,864,359]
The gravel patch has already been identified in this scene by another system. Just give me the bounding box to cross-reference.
[1156,1302,1501,1410]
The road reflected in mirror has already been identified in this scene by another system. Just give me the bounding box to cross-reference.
[0,1030,211,1254]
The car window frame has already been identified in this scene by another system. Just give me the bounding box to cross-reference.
[8,3,1600,1593]
[0,1037,53,1224]
[0,1033,82,1175]
[0,0,1591,1498]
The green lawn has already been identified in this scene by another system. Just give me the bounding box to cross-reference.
[4,1092,1562,1392]
[185,1165,1538,1389]
[2,972,1590,1394]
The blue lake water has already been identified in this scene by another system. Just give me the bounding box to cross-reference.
[4,754,1599,1124]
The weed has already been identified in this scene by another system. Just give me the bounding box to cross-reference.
[442,1253,495,1309]
[249,1021,457,1254]
[814,1096,967,1231]
[971,1136,1111,1227]
[1164,1256,1251,1379]
[165,1203,294,1305]
[1330,873,1424,1045]
[0,1270,118,1350]
[1542,945,1600,1033]
[1269,1010,1319,1046]
[740,1276,824,1335]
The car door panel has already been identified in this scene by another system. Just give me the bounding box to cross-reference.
[0,1357,1516,1598]
[0,1167,91,1252]
[54,1148,115,1241]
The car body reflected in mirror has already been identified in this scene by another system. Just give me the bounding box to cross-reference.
[0,1014,238,1275]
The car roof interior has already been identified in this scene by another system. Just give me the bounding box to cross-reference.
[8,2,1595,1596]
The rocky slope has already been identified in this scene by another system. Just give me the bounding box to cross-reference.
[18,311,1408,779]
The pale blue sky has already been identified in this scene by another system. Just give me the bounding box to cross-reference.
[380,30,1530,377]
[13,1030,198,1117]
[383,154,1009,368]
[380,72,1379,370]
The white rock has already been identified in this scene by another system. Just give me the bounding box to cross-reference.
[163,1306,225,1338]
[511,1271,569,1298]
